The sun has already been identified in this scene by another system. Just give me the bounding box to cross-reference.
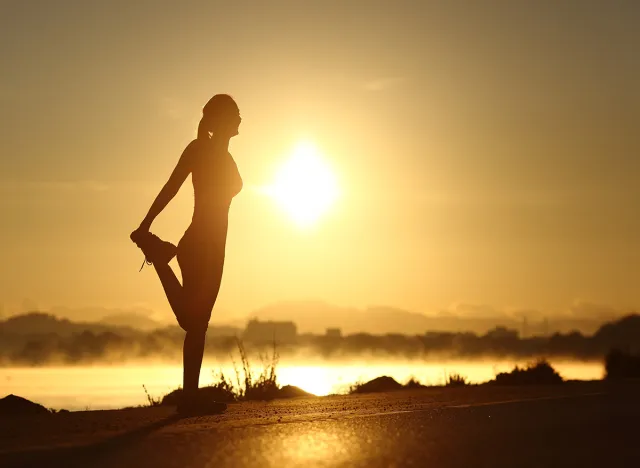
[266,141,339,228]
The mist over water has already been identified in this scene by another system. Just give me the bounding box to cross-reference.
[1,359,603,411]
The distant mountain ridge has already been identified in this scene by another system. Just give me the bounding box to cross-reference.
[248,300,620,335]
[0,312,140,338]
[47,306,164,330]
[98,313,161,331]
[0,312,240,338]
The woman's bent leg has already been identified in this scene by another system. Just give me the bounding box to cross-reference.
[154,262,185,324]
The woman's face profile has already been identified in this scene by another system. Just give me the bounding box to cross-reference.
[230,110,241,136]
[218,106,241,137]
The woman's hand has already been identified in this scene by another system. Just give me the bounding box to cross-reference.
[130,224,150,244]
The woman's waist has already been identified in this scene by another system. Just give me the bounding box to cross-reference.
[184,218,228,237]
[190,206,229,225]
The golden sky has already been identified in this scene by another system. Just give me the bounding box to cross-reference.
[1,1,638,321]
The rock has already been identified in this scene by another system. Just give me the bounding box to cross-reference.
[351,376,403,394]
[160,388,183,406]
[278,385,315,399]
[0,394,50,416]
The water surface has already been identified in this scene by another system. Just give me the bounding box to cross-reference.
[1,359,603,411]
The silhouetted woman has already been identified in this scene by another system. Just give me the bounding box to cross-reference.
[130,94,242,415]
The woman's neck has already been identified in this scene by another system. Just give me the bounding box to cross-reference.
[209,135,231,152]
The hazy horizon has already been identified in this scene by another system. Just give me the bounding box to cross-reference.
[1,299,635,337]
[2,1,639,325]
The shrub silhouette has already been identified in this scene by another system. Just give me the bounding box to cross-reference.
[404,377,426,389]
[445,372,469,387]
[604,349,640,380]
[492,359,563,385]
[234,338,280,400]
[143,384,162,406]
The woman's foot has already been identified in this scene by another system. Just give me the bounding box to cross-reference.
[131,231,177,266]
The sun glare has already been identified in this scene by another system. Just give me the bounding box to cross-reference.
[279,366,334,396]
[266,141,339,228]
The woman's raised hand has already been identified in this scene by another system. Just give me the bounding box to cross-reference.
[130,224,150,244]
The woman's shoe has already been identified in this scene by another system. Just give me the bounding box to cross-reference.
[131,231,177,269]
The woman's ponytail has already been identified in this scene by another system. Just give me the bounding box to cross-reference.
[197,117,211,140]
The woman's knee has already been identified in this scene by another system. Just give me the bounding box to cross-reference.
[185,325,207,341]
[178,301,212,333]
[179,317,209,335]
[178,275,221,333]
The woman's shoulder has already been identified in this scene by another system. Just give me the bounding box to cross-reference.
[185,138,205,152]
[182,138,210,161]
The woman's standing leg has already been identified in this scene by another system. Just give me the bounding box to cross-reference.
[178,249,224,399]
[183,328,207,396]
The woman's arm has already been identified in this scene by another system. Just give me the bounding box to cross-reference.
[135,141,198,232]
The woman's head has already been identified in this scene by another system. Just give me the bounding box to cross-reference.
[198,94,241,140]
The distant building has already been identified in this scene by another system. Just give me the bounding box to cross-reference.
[325,328,342,338]
[484,326,519,340]
[243,319,297,345]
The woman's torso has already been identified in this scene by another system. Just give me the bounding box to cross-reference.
[181,139,243,247]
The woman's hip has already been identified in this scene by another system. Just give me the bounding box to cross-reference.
[177,238,225,271]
